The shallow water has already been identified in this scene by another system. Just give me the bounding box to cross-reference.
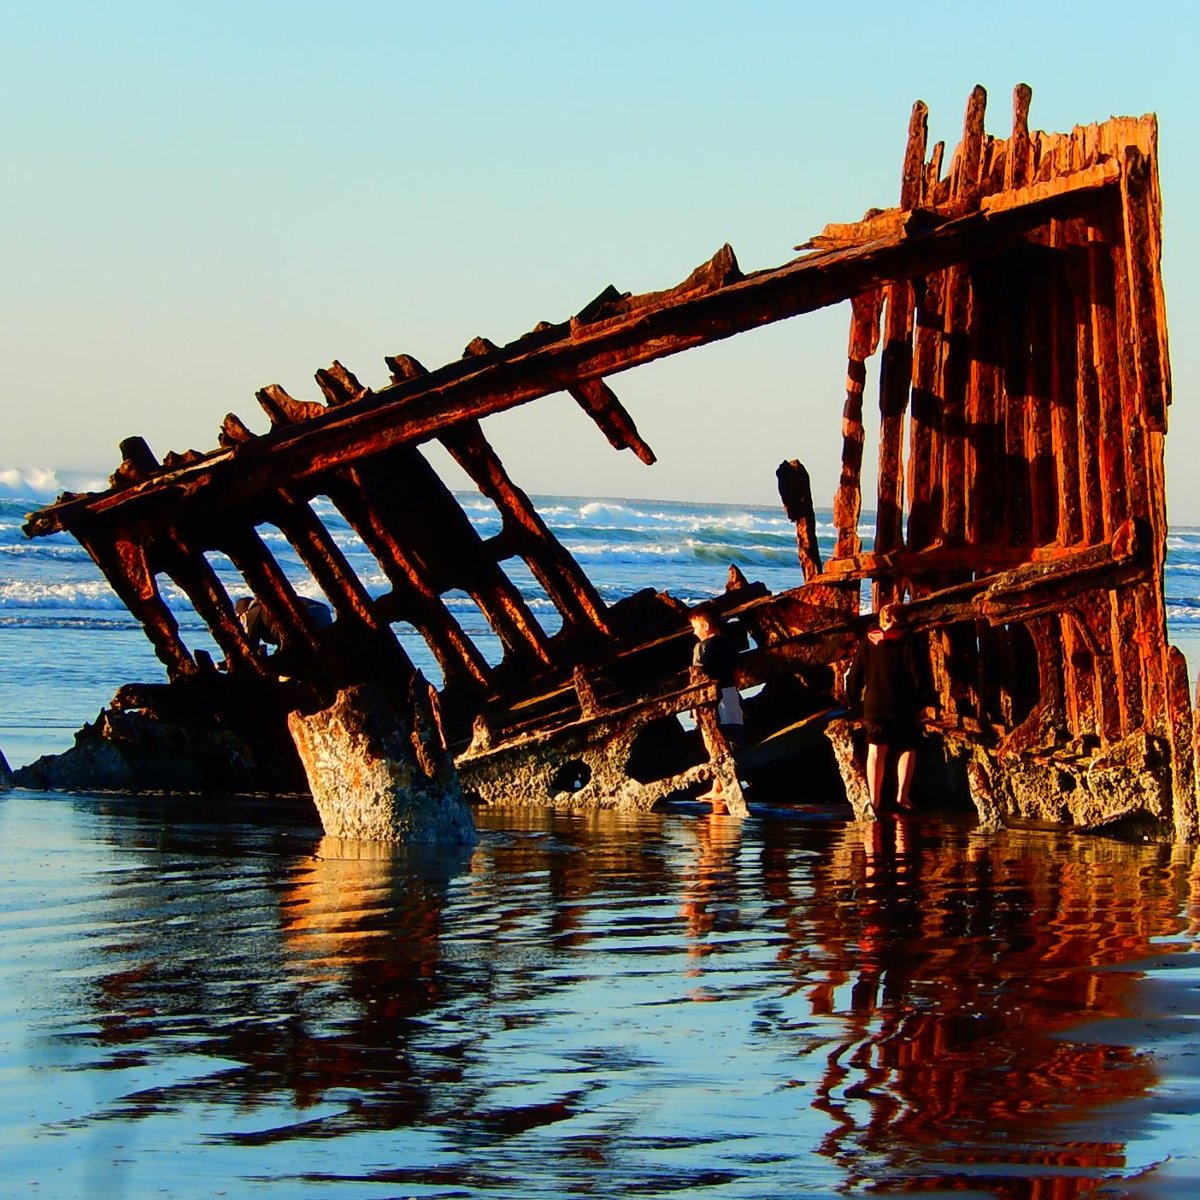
[2,791,1197,1199]
[8,480,1200,773]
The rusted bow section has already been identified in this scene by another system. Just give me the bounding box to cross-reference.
[25,84,1197,841]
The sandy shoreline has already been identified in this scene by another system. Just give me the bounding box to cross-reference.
[1061,949,1200,1196]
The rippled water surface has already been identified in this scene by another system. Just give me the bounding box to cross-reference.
[2,792,1198,1199]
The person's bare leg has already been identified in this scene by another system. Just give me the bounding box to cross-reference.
[866,742,887,813]
[695,775,728,813]
[895,748,916,809]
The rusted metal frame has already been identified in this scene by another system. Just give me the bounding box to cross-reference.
[1048,222,1085,546]
[257,368,494,693]
[964,262,1004,549]
[75,529,197,681]
[935,264,972,548]
[902,268,950,710]
[940,88,988,549]
[264,489,423,680]
[568,378,657,464]
[931,261,979,720]
[1021,241,1058,548]
[998,615,1066,755]
[901,99,930,209]
[778,459,852,614]
[1014,232,1077,740]
[461,335,655,472]
[356,446,556,672]
[802,156,1116,252]
[964,259,1007,727]
[924,140,947,206]
[873,281,914,599]
[983,133,1008,197]
[1110,199,1167,733]
[265,492,377,629]
[1005,85,1034,190]
[740,528,1146,676]
[254,377,411,672]
[950,86,987,202]
[1063,229,1105,548]
[1088,218,1131,538]
[777,459,823,581]
[1070,591,1123,743]
[870,100,929,604]
[928,119,981,719]
[460,673,715,759]
[321,469,494,693]
[27,179,1125,544]
[154,525,269,678]
[820,542,1038,583]
[314,360,371,407]
[410,343,604,643]
[439,419,613,639]
[1118,146,1170,432]
[934,101,990,753]
[1049,221,1095,738]
[998,261,1032,553]
[1088,212,1144,736]
[955,254,1008,732]
[388,352,568,669]
[217,525,325,659]
[1167,646,1200,843]
[906,272,944,555]
[832,289,884,580]
[1116,138,1178,751]
[257,382,329,427]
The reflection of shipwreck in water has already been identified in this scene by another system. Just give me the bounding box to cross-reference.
[21,84,1198,841]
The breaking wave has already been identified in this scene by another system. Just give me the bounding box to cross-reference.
[0,466,108,499]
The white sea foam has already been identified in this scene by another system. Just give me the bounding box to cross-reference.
[560,539,803,567]
[569,498,794,534]
[0,580,127,609]
[0,540,92,561]
[0,466,107,498]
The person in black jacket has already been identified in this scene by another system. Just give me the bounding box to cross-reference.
[688,602,745,813]
[689,602,745,747]
[235,595,332,650]
[845,602,932,813]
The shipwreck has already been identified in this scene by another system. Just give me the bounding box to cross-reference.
[19,84,1198,843]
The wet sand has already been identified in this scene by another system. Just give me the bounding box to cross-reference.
[1067,952,1200,1196]
[2,791,1199,1198]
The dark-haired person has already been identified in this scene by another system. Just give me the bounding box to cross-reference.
[689,602,745,748]
[235,595,332,650]
[845,602,932,814]
[688,601,745,812]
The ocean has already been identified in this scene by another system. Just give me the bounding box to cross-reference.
[0,470,864,770]
[7,467,1200,770]
[2,467,1200,1198]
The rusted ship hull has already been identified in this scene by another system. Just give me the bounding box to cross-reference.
[21,84,1196,842]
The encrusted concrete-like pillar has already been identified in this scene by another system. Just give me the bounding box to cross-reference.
[966,744,1004,833]
[288,684,476,845]
[824,717,873,821]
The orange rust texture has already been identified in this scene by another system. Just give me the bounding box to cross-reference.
[843,86,1174,759]
[24,83,1184,799]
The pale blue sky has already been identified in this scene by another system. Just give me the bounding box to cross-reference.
[4,2,1199,516]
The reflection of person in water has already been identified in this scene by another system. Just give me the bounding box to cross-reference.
[845,602,932,814]
[235,595,332,650]
[679,813,743,980]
